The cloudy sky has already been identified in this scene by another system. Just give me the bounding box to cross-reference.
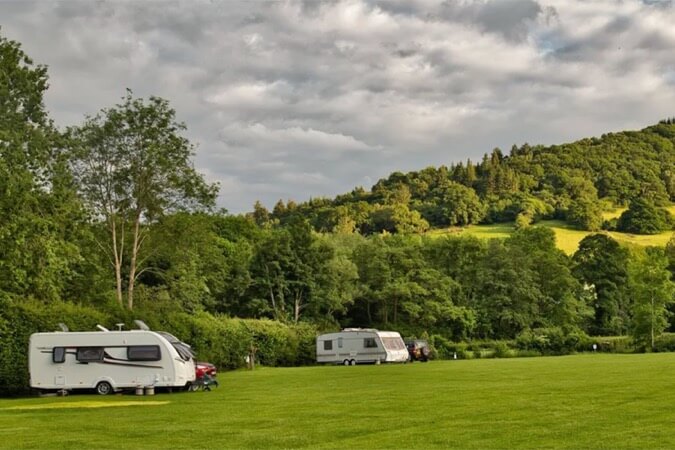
[2,0,674,213]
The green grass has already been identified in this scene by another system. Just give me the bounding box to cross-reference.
[430,219,674,254]
[4,354,675,448]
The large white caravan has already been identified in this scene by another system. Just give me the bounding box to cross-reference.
[29,323,196,394]
[316,328,408,365]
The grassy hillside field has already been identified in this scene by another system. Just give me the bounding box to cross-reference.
[3,354,675,449]
[430,206,675,254]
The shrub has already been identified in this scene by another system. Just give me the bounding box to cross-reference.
[586,336,632,353]
[651,334,675,353]
[492,341,513,358]
[0,299,110,396]
[429,335,471,359]
[515,327,590,355]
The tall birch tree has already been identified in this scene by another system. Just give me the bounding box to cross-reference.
[70,91,218,309]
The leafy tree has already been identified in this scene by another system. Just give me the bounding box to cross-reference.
[617,198,673,234]
[397,267,475,339]
[473,239,539,338]
[135,212,250,314]
[248,219,351,323]
[350,236,392,325]
[309,236,358,323]
[70,91,218,309]
[483,193,553,224]
[429,180,486,226]
[250,201,270,227]
[366,204,428,234]
[0,31,84,302]
[666,235,675,279]
[629,247,675,350]
[572,234,630,335]
[506,228,589,329]
[567,197,604,231]
[514,212,532,229]
[473,228,585,338]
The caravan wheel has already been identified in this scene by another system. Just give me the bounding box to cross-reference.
[349,359,356,366]
[96,381,113,395]
[343,359,350,366]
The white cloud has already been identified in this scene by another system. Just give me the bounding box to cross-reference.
[2,0,674,212]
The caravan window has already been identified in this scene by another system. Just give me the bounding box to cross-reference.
[53,347,65,363]
[76,347,104,362]
[323,340,333,351]
[382,337,405,351]
[364,338,378,348]
[338,337,343,348]
[127,346,161,361]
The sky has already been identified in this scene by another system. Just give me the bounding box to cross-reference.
[2,0,675,213]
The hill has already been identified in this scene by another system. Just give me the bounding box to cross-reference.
[261,122,675,238]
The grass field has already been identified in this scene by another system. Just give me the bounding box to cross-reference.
[4,354,675,448]
[430,218,674,254]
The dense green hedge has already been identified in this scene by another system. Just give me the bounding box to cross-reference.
[3,297,669,396]
[0,298,109,395]
[427,328,636,359]
[0,299,318,395]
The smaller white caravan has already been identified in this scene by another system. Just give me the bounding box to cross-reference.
[316,328,408,365]
[29,322,196,394]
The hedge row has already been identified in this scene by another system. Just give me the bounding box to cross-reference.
[428,327,640,359]
[0,298,318,395]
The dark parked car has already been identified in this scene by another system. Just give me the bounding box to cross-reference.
[405,339,430,362]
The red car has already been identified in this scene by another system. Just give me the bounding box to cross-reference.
[195,361,217,379]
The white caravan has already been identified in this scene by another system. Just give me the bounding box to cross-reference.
[316,328,409,365]
[29,323,196,395]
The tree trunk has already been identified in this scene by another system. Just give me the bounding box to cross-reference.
[127,210,142,310]
[269,286,277,319]
[651,293,655,350]
[265,265,278,319]
[294,291,303,323]
[109,213,124,307]
[383,300,388,324]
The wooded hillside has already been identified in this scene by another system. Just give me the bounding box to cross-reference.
[262,123,675,235]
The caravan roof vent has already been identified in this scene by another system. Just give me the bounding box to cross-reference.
[96,324,109,332]
[58,323,69,332]
[134,320,150,331]
[115,323,125,331]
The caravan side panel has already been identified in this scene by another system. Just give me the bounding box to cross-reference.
[316,330,388,364]
[29,331,195,391]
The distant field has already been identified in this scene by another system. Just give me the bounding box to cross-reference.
[3,354,675,448]
[430,215,674,254]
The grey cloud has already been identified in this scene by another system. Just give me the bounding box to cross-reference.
[438,0,543,42]
[472,0,543,41]
[605,15,633,33]
[1,0,675,213]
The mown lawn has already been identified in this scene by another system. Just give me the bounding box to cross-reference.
[3,354,675,448]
